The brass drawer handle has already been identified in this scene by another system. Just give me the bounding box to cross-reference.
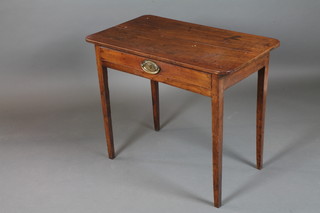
[141,60,160,74]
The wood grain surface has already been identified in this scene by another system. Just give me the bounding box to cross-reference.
[87,15,279,75]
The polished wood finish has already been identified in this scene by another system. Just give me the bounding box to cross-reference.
[95,45,115,159]
[151,80,160,131]
[86,15,279,208]
[86,15,279,75]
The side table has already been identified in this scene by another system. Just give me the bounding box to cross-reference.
[86,15,280,207]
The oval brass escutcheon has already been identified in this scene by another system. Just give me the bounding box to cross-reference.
[140,60,160,74]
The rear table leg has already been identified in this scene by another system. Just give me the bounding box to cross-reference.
[151,80,160,131]
[256,65,269,169]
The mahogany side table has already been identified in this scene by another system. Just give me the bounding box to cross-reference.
[86,15,280,207]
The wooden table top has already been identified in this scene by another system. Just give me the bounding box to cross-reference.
[86,15,279,76]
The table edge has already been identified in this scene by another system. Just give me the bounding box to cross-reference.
[86,15,280,76]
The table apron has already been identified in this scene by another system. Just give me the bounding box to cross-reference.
[98,47,212,96]
[223,53,269,90]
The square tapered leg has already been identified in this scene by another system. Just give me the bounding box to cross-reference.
[211,76,224,208]
[95,46,115,159]
[151,80,160,131]
[256,64,269,169]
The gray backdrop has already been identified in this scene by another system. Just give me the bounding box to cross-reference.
[1,0,319,213]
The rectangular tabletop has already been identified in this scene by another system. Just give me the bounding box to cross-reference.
[86,15,279,76]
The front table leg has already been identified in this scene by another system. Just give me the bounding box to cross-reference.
[95,46,115,159]
[211,76,224,208]
[256,65,269,169]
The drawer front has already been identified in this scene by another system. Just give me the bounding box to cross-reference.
[98,47,211,96]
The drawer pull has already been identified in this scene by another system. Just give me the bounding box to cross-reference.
[141,60,160,74]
